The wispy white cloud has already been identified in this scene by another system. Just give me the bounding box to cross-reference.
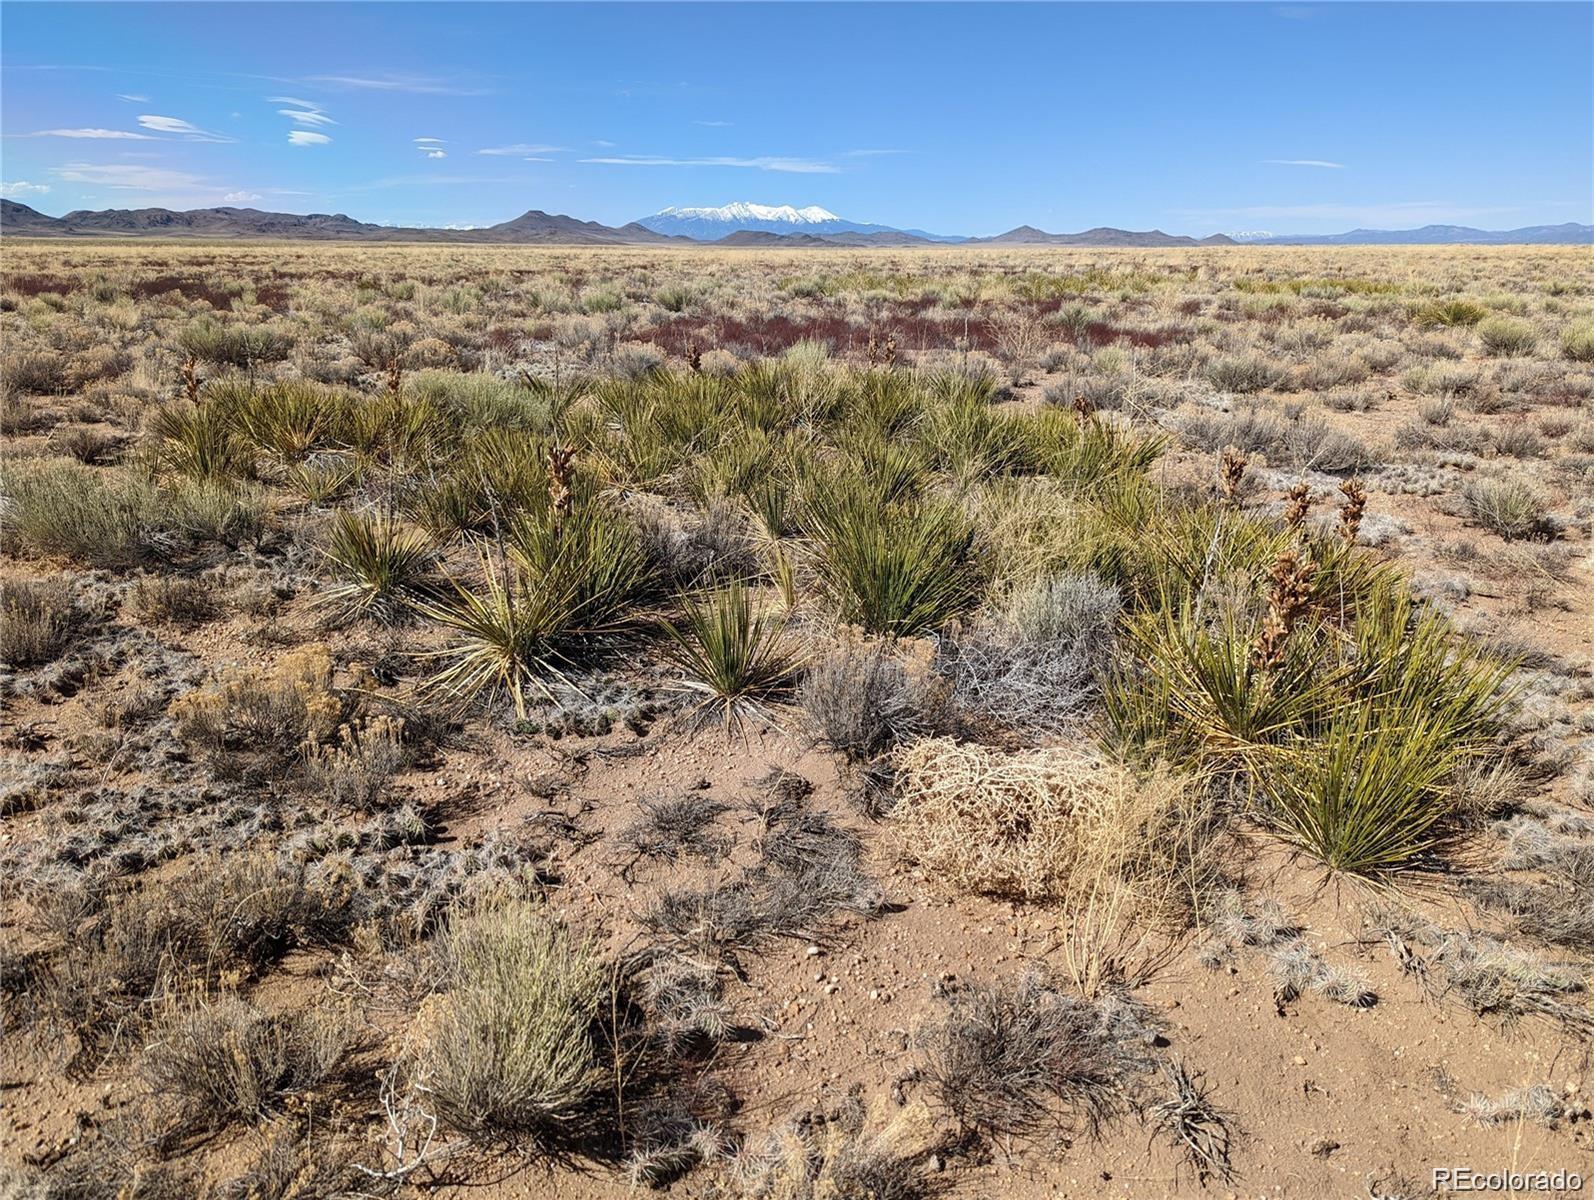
[138,114,235,142]
[288,130,332,147]
[592,139,616,149]
[1,181,51,198]
[476,143,566,157]
[267,95,322,110]
[280,108,336,127]
[223,190,263,203]
[693,119,732,127]
[23,127,154,140]
[1264,158,1346,169]
[423,150,447,159]
[306,73,491,96]
[54,162,208,190]
[115,93,150,103]
[414,137,445,144]
[581,154,839,174]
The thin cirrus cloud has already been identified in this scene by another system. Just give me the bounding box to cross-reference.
[137,114,234,142]
[24,127,154,139]
[1,181,52,198]
[415,137,447,159]
[116,93,150,103]
[476,143,566,158]
[1264,159,1346,169]
[305,73,492,96]
[288,130,332,147]
[580,154,839,174]
[53,162,208,190]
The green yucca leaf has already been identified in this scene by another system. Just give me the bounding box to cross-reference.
[662,581,806,730]
[318,508,438,623]
[804,483,978,637]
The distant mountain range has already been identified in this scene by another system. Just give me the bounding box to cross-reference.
[1230,223,1593,246]
[3,199,1589,247]
[0,200,680,245]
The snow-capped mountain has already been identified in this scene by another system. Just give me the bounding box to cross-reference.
[636,202,962,242]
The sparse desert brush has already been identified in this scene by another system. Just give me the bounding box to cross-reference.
[1,349,70,394]
[172,643,343,776]
[799,639,939,764]
[1204,354,1285,394]
[890,737,1212,910]
[937,571,1120,735]
[1476,314,1539,357]
[662,581,805,730]
[0,577,87,667]
[129,571,222,625]
[305,714,409,808]
[728,1096,939,1200]
[425,894,607,1145]
[1560,320,1594,363]
[177,316,293,370]
[1,459,156,566]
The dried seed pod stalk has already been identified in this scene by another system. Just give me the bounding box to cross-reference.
[1218,445,1247,507]
[546,443,576,521]
[1338,478,1367,544]
[181,354,201,404]
[1283,482,1312,531]
[1252,549,1316,670]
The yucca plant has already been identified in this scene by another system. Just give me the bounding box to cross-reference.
[804,483,978,637]
[233,380,351,469]
[417,556,579,718]
[419,500,653,716]
[148,399,253,481]
[663,582,806,730]
[318,508,438,622]
[1258,702,1467,875]
[921,394,1028,484]
[1119,591,1340,764]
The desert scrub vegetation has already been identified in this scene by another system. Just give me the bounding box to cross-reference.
[2,240,1591,1198]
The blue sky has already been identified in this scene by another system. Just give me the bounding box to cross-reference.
[2,2,1589,236]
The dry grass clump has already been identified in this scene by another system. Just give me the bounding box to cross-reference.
[423,894,608,1147]
[1149,1060,1237,1185]
[140,996,356,1133]
[0,577,87,668]
[30,854,366,1067]
[304,714,409,809]
[1461,477,1553,541]
[727,1096,941,1200]
[919,971,1158,1142]
[890,738,1210,912]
